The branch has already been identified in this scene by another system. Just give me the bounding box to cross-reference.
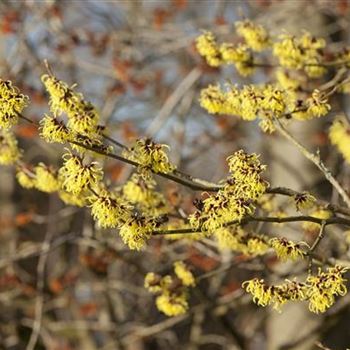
[152,214,350,235]
[274,118,350,208]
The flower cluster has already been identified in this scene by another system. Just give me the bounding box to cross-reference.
[0,129,21,165]
[41,74,99,137]
[144,261,195,316]
[189,150,268,231]
[215,227,269,256]
[39,114,70,144]
[195,31,254,76]
[306,265,348,313]
[123,138,175,174]
[273,33,327,77]
[200,83,285,132]
[0,79,29,129]
[119,214,158,250]
[174,261,196,287]
[235,19,270,52]
[89,189,130,228]
[199,83,331,132]
[243,265,348,313]
[269,237,306,261]
[59,151,103,194]
[329,117,350,164]
[243,278,307,310]
[16,163,61,193]
[33,163,61,193]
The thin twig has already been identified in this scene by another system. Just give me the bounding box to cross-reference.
[26,197,56,350]
[274,118,350,208]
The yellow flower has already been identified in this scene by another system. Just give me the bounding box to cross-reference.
[329,118,350,164]
[306,89,330,118]
[0,79,29,129]
[261,85,286,116]
[174,261,195,287]
[16,167,36,189]
[0,130,21,165]
[89,189,130,228]
[246,237,270,255]
[273,32,326,77]
[190,150,267,231]
[196,31,223,67]
[306,265,348,313]
[123,138,175,174]
[242,278,272,307]
[293,192,316,212]
[199,84,228,115]
[66,100,99,135]
[41,74,100,137]
[239,85,260,121]
[269,237,306,261]
[235,20,270,52]
[41,74,82,116]
[156,293,188,316]
[34,163,60,193]
[59,151,103,194]
[119,215,155,250]
[39,114,70,143]
[219,43,252,64]
[144,272,162,293]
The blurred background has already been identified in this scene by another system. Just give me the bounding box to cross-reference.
[1,1,350,349]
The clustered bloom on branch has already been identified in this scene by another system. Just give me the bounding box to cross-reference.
[196,30,254,76]
[123,138,176,174]
[0,79,29,129]
[89,189,130,229]
[59,151,103,195]
[243,278,307,310]
[41,74,99,136]
[273,32,327,77]
[145,261,196,316]
[235,20,270,52]
[243,265,348,313]
[189,150,268,231]
[199,83,331,133]
[269,237,306,261]
[196,21,329,78]
[1,16,350,320]
[119,214,161,250]
[307,265,348,313]
[34,163,61,193]
[39,114,70,144]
